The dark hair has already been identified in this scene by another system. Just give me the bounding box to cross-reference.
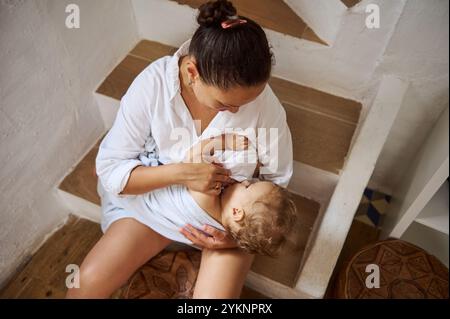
[188,0,274,90]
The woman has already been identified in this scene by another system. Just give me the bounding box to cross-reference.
[66,0,293,298]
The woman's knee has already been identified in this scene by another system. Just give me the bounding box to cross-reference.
[193,248,255,299]
[66,260,113,298]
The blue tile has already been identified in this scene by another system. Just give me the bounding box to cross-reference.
[367,203,380,226]
[364,188,374,200]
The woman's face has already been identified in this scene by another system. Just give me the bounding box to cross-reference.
[193,80,266,113]
[184,56,267,113]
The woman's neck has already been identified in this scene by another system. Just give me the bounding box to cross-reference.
[177,55,218,135]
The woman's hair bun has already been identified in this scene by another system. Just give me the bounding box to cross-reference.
[197,0,237,27]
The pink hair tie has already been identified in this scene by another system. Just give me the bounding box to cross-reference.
[221,15,247,29]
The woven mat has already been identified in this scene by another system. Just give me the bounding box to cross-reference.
[121,249,201,299]
[335,239,449,298]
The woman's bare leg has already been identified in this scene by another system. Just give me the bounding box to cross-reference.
[66,218,171,298]
[193,248,255,298]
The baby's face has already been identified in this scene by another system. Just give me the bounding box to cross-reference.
[221,180,275,225]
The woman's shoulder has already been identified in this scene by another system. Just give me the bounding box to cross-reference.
[130,56,170,93]
[121,56,174,111]
[246,83,286,120]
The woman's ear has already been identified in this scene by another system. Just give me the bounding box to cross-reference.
[232,207,245,222]
[186,57,199,82]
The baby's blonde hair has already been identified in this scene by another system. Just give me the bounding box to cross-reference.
[225,184,297,256]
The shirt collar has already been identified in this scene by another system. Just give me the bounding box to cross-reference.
[167,38,191,101]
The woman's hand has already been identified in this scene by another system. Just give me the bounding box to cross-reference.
[179,162,234,195]
[179,224,239,249]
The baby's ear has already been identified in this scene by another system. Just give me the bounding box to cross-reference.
[232,207,245,222]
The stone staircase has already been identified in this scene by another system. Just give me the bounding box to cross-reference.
[0,0,412,299]
[57,38,362,296]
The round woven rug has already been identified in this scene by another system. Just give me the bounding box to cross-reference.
[121,249,201,299]
[335,239,449,298]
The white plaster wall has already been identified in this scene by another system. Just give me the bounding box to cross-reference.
[0,0,138,286]
[368,0,449,193]
[284,0,347,45]
[381,105,449,238]
[132,0,198,45]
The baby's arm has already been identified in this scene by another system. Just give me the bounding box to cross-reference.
[183,133,248,163]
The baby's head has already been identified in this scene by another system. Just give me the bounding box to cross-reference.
[221,180,297,256]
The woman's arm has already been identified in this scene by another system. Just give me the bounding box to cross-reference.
[121,162,232,195]
[96,71,233,196]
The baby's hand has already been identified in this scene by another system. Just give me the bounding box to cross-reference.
[224,133,249,151]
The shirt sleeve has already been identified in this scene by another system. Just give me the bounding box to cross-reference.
[95,71,154,196]
[256,84,294,188]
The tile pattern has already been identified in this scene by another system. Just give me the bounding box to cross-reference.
[354,188,392,228]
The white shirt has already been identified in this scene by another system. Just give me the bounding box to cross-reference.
[96,38,293,196]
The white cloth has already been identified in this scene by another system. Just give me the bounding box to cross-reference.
[97,179,225,246]
[96,38,293,198]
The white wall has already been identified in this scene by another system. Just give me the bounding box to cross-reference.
[381,105,449,238]
[368,0,449,193]
[284,0,347,45]
[0,0,138,286]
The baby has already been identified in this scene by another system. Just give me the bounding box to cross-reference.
[182,133,298,256]
[99,134,297,257]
